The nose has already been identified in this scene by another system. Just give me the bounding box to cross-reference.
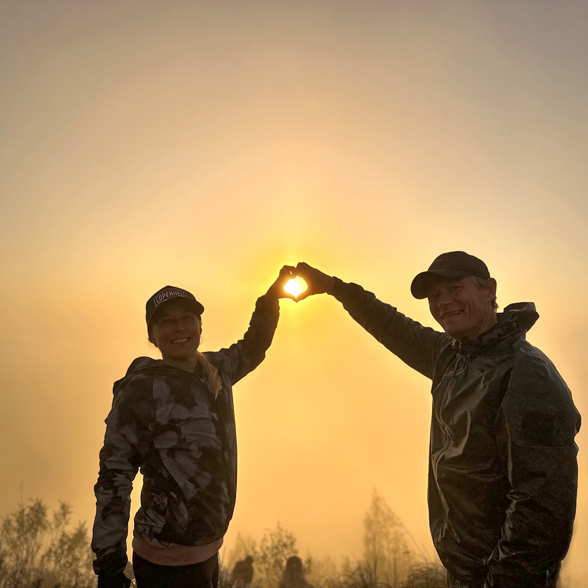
[437,291,454,307]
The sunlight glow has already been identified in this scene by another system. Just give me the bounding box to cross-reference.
[284,277,308,298]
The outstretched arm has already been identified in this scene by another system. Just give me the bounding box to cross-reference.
[211,265,295,384]
[295,261,448,379]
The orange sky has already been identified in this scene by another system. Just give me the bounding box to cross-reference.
[1,0,587,583]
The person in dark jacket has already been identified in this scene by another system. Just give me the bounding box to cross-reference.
[279,556,314,588]
[231,555,254,588]
[92,267,296,588]
[295,252,581,588]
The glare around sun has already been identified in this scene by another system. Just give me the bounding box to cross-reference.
[284,277,307,297]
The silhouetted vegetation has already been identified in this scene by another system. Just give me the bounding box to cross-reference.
[363,488,425,585]
[224,523,303,588]
[0,493,577,587]
[397,563,445,588]
[0,499,94,588]
[222,491,444,588]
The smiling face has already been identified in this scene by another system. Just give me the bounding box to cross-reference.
[148,300,201,370]
[427,276,497,341]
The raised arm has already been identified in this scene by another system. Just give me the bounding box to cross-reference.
[295,262,449,379]
[210,266,295,384]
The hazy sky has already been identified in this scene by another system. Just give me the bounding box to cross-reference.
[1,0,587,582]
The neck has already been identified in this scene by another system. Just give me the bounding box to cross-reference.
[459,312,498,342]
[479,312,498,337]
[162,356,198,372]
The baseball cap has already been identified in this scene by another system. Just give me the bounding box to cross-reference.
[146,286,204,329]
[411,251,490,299]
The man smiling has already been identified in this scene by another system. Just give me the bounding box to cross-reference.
[413,251,498,341]
[296,252,581,588]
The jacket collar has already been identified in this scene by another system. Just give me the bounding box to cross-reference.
[112,356,208,396]
[453,302,539,356]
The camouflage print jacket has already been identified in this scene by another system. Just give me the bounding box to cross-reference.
[91,294,279,577]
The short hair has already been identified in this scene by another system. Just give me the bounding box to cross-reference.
[470,276,498,311]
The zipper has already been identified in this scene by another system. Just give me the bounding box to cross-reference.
[431,356,464,539]
[432,369,453,475]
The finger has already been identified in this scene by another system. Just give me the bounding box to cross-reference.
[278,265,296,280]
[294,288,313,302]
[276,276,294,292]
[295,262,312,278]
[268,285,297,300]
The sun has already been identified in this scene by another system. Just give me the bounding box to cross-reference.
[284,277,307,298]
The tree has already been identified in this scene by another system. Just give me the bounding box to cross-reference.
[0,499,95,588]
[304,555,339,588]
[226,523,299,588]
[340,557,383,588]
[256,523,299,588]
[363,489,413,587]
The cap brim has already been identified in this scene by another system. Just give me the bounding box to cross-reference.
[410,269,471,299]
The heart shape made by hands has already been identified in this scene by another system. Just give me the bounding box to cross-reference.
[284,277,308,298]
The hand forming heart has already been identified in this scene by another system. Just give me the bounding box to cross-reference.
[268,263,333,301]
[284,277,308,298]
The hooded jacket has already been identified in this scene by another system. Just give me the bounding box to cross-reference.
[330,279,581,588]
[92,294,279,577]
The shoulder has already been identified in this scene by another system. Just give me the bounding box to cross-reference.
[508,341,570,395]
[114,358,159,396]
[502,342,580,445]
[110,357,164,419]
[201,350,230,378]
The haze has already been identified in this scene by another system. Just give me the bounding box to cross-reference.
[1,0,587,583]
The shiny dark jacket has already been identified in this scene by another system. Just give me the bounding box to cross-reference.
[92,294,279,578]
[331,279,581,588]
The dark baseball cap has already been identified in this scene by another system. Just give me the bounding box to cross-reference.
[146,285,204,329]
[411,251,490,299]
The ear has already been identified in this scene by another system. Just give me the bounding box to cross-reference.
[148,331,158,348]
[487,277,497,298]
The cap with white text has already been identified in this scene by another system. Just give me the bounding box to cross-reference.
[411,251,490,299]
[146,286,204,329]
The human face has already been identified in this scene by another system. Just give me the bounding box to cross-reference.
[149,300,201,369]
[427,277,497,341]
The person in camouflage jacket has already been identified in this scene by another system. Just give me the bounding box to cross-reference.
[92,267,295,588]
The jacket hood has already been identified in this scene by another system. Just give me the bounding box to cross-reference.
[455,302,539,356]
[498,302,539,331]
[112,356,174,396]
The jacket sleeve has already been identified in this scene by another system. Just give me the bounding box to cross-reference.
[210,293,280,385]
[487,353,581,588]
[91,379,153,577]
[330,278,449,379]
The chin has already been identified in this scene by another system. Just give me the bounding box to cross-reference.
[444,327,466,340]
